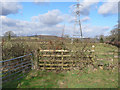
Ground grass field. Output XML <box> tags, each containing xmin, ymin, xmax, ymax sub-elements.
<box><xmin>2</xmin><ymin>38</ymin><xmax>119</xmax><ymax>88</ymax></box>
<box><xmin>3</xmin><ymin>67</ymin><xmax>118</xmax><ymax>88</ymax></box>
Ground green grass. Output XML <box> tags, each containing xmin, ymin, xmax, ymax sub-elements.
<box><xmin>12</xmin><ymin>67</ymin><xmax>118</xmax><ymax>88</ymax></box>
<box><xmin>93</xmin><ymin>43</ymin><xmax>118</xmax><ymax>65</ymax></box>
<box><xmin>17</xmin><ymin>70</ymin><xmax>65</xmax><ymax>88</ymax></box>
<box><xmin>94</xmin><ymin>43</ymin><xmax>117</xmax><ymax>53</ymax></box>
<box><xmin>66</xmin><ymin>68</ymin><xmax>118</xmax><ymax>88</ymax></box>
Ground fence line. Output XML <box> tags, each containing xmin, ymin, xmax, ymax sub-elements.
<box><xmin>1</xmin><ymin>44</ymin><xmax>118</xmax><ymax>84</ymax></box>
<box><xmin>37</xmin><ymin>49</ymin><xmax>95</xmax><ymax>70</ymax></box>
<box><xmin>0</xmin><ymin>54</ymin><xmax>32</xmax><ymax>63</ymax></box>
<box><xmin>1</xmin><ymin>53</ymin><xmax>33</xmax><ymax>84</ymax></box>
<box><xmin>37</xmin><ymin>45</ymin><xmax>118</xmax><ymax>70</ymax></box>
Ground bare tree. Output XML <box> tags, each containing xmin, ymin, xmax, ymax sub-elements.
<box><xmin>109</xmin><ymin>28</ymin><xmax>118</xmax><ymax>42</ymax></box>
<box><xmin>4</xmin><ymin>31</ymin><xmax>16</xmax><ymax>41</ymax></box>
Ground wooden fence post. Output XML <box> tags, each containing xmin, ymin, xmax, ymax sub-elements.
<box><xmin>31</xmin><ymin>52</ymin><xmax>34</xmax><ymax>70</ymax></box>
<box><xmin>62</xmin><ymin>51</ymin><xmax>64</xmax><ymax>69</ymax></box>
<box><xmin>91</xmin><ymin>44</ymin><xmax>95</xmax><ymax>63</ymax></box>
<box><xmin>34</xmin><ymin>49</ymin><xmax>39</xmax><ymax>70</ymax></box>
<box><xmin>113</xmin><ymin>51</ymin><xmax>115</xmax><ymax>65</ymax></box>
<box><xmin>113</xmin><ymin>50</ymin><xmax>117</xmax><ymax>65</ymax></box>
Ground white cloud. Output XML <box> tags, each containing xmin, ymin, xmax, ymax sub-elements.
<box><xmin>68</xmin><ymin>16</ymin><xmax>90</xmax><ymax>23</ymax></box>
<box><xmin>31</xmin><ymin>9</ymin><xmax>64</xmax><ymax>25</ymax></box>
<box><xmin>102</xmin><ymin>26</ymin><xmax>110</xmax><ymax>30</ymax></box>
<box><xmin>81</xmin><ymin>16</ymin><xmax>90</xmax><ymax>22</ymax></box>
<box><xmin>82</xmin><ymin>24</ymin><xmax>110</xmax><ymax>37</ymax></box>
<box><xmin>1</xmin><ymin>9</ymin><xmax>111</xmax><ymax>38</ymax></box>
<box><xmin>0</xmin><ymin>2</ymin><xmax>22</xmax><ymax>15</ymax></box>
<box><xmin>70</xmin><ymin>0</ymin><xmax>119</xmax><ymax>16</ymax></box>
<box><xmin>70</xmin><ymin>0</ymin><xmax>99</xmax><ymax>16</ymax></box>
<box><xmin>62</xmin><ymin>23</ymin><xmax>110</xmax><ymax>38</ymax></box>
<box><xmin>34</xmin><ymin>0</ymin><xmax>49</xmax><ymax>2</ymax></box>
<box><xmin>34</xmin><ymin>0</ymin><xmax>50</xmax><ymax>5</ymax></box>
<box><xmin>98</xmin><ymin>0</ymin><xmax>118</xmax><ymax>16</ymax></box>
<box><xmin>1</xmin><ymin>15</ymin><xmax>64</xmax><ymax>36</ymax></box>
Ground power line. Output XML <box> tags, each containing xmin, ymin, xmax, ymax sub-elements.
<box><xmin>70</xmin><ymin>0</ymin><xmax>83</xmax><ymax>43</ymax></box>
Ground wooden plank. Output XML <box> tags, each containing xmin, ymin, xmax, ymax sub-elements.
<box><xmin>62</xmin><ymin>51</ymin><xmax>63</xmax><ymax>68</ymax></box>
<box><xmin>42</xmin><ymin>55</ymin><xmax>71</xmax><ymax>57</ymax></box>
<box><xmin>39</xmin><ymin>64</ymin><xmax>77</xmax><ymax>66</ymax></box>
<box><xmin>95</xmin><ymin>53</ymin><xmax>114</xmax><ymax>55</ymax></box>
<box><xmin>40</xmin><ymin>55</ymin><xmax>92</xmax><ymax>58</ymax></box>
<box><xmin>39</xmin><ymin>50</ymin><xmax>69</xmax><ymax>52</ymax></box>
<box><xmin>97</xmin><ymin>58</ymin><xmax>114</xmax><ymax>60</ymax></box>
<box><xmin>39</xmin><ymin>67</ymin><xmax>70</xmax><ymax>70</ymax></box>
<box><xmin>39</xmin><ymin>60</ymin><xmax>62</xmax><ymax>62</ymax></box>
<box><xmin>114</xmin><ymin>56</ymin><xmax>118</xmax><ymax>58</ymax></box>
<box><xmin>39</xmin><ymin>60</ymin><xmax>91</xmax><ymax>62</ymax></box>
<box><xmin>39</xmin><ymin>60</ymin><xmax>71</xmax><ymax>62</ymax></box>
<box><xmin>39</xmin><ymin>50</ymin><xmax>94</xmax><ymax>53</ymax></box>
<box><xmin>40</xmin><ymin>67</ymin><xmax>57</xmax><ymax>69</ymax></box>
<box><xmin>63</xmin><ymin>68</ymin><xmax>70</xmax><ymax>70</ymax></box>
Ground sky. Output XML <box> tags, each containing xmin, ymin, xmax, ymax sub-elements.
<box><xmin>0</xmin><ymin>0</ymin><xmax>119</xmax><ymax>38</ymax></box>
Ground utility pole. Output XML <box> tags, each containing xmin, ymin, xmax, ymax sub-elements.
<box><xmin>61</xmin><ymin>24</ymin><xmax>65</xmax><ymax>38</ymax></box>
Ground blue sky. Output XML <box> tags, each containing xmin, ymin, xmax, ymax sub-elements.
<box><xmin>7</xmin><ymin>2</ymin><xmax>77</xmax><ymax>21</ymax></box>
<box><xmin>1</xmin><ymin>1</ymin><xmax>118</xmax><ymax>37</ymax></box>
<box><xmin>7</xmin><ymin>2</ymin><xmax>117</xmax><ymax>27</ymax></box>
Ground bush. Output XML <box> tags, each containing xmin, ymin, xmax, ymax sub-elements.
<box><xmin>100</xmin><ymin>37</ymin><xmax>104</xmax><ymax>43</ymax></box>
<box><xmin>2</xmin><ymin>42</ymin><xmax>32</xmax><ymax>60</ymax></box>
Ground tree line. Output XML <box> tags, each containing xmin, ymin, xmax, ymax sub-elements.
<box><xmin>3</xmin><ymin>26</ymin><xmax>119</xmax><ymax>46</ymax></box>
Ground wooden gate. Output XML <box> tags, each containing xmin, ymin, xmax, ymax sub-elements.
<box><xmin>37</xmin><ymin>49</ymin><xmax>95</xmax><ymax>70</ymax></box>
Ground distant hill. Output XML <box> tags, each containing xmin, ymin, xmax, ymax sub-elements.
<box><xmin>32</xmin><ymin>35</ymin><xmax>62</xmax><ymax>40</ymax></box>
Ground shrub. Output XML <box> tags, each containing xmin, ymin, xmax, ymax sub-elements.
<box><xmin>100</xmin><ymin>37</ymin><xmax>104</xmax><ymax>43</ymax></box>
<box><xmin>2</xmin><ymin>42</ymin><xmax>32</xmax><ymax>60</ymax></box>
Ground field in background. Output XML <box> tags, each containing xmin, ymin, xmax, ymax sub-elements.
<box><xmin>2</xmin><ymin>36</ymin><xmax>119</xmax><ymax>88</ymax></box>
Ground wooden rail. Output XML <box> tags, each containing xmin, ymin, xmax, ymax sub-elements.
<box><xmin>37</xmin><ymin>45</ymin><xmax>118</xmax><ymax>70</ymax></box>
<box><xmin>38</xmin><ymin>49</ymin><xmax>94</xmax><ymax>70</ymax></box>
<box><xmin>39</xmin><ymin>50</ymin><xmax>69</xmax><ymax>52</ymax></box>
